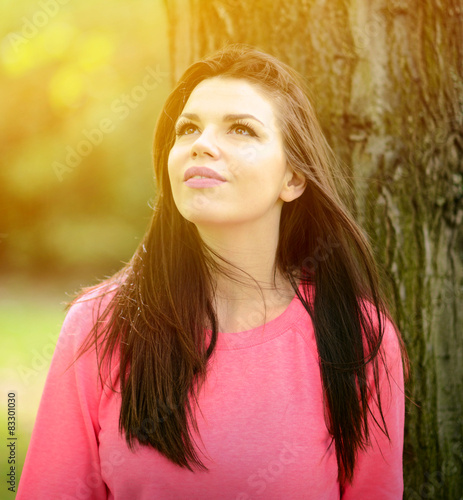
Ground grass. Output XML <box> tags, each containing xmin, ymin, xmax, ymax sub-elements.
<box><xmin>0</xmin><ymin>279</ymin><xmax>72</xmax><ymax>498</ymax></box>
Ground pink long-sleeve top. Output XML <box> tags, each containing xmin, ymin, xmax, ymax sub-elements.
<box><xmin>17</xmin><ymin>284</ymin><xmax>405</xmax><ymax>499</ymax></box>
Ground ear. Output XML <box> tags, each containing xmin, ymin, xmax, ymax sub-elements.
<box><xmin>279</xmin><ymin>167</ymin><xmax>307</xmax><ymax>202</ymax></box>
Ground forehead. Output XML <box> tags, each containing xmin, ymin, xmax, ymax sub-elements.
<box><xmin>183</xmin><ymin>77</ymin><xmax>277</xmax><ymax>122</ymax></box>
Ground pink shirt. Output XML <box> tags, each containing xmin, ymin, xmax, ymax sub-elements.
<box><xmin>17</xmin><ymin>285</ymin><xmax>404</xmax><ymax>499</ymax></box>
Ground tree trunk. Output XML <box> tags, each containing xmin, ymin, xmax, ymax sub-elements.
<box><xmin>164</xmin><ymin>0</ymin><xmax>463</xmax><ymax>497</ymax></box>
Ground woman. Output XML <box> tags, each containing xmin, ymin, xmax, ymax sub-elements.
<box><xmin>18</xmin><ymin>43</ymin><xmax>407</xmax><ymax>499</ymax></box>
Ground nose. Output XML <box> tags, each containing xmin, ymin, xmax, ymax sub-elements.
<box><xmin>190</xmin><ymin>127</ymin><xmax>220</xmax><ymax>159</ymax></box>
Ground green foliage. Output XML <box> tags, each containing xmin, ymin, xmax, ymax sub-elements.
<box><xmin>0</xmin><ymin>285</ymin><xmax>67</xmax><ymax>494</ymax></box>
<box><xmin>1</xmin><ymin>0</ymin><xmax>171</xmax><ymax>278</ymax></box>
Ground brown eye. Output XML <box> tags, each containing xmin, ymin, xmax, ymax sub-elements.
<box><xmin>184</xmin><ymin>125</ymin><xmax>196</xmax><ymax>135</ymax></box>
<box><xmin>175</xmin><ymin>122</ymin><xmax>198</xmax><ymax>136</ymax></box>
<box><xmin>230</xmin><ymin>122</ymin><xmax>257</xmax><ymax>137</ymax></box>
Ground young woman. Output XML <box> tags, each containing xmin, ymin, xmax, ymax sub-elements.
<box><xmin>18</xmin><ymin>43</ymin><xmax>407</xmax><ymax>499</ymax></box>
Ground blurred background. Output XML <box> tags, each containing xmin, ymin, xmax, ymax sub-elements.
<box><xmin>1</xmin><ymin>0</ymin><xmax>171</xmax><ymax>489</ymax></box>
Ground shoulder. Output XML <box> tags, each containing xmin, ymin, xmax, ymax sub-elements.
<box><xmin>56</xmin><ymin>280</ymin><xmax>120</xmax><ymax>360</ymax></box>
<box><xmin>356</xmin><ymin>300</ymin><xmax>406</xmax><ymax>401</ymax></box>
<box><xmin>380</xmin><ymin>315</ymin><xmax>402</xmax><ymax>362</ymax></box>
<box><xmin>359</xmin><ymin>299</ymin><xmax>402</xmax><ymax>355</ymax></box>
<box><xmin>66</xmin><ymin>280</ymin><xmax>120</xmax><ymax>327</ymax></box>
<box><xmin>360</xmin><ymin>303</ymin><xmax>406</xmax><ymax>412</ymax></box>
<box><xmin>48</xmin><ymin>280</ymin><xmax>124</xmax><ymax>397</ymax></box>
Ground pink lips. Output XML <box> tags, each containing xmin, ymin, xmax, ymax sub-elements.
<box><xmin>183</xmin><ymin>166</ymin><xmax>226</xmax><ymax>188</ymax></box>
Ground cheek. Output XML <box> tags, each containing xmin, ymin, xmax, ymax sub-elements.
<box><xmin>241</xmin><ymin>147</ymin><xmax>286</xmax><ymax>182</ymax></box>
<box><xmin>228</xmin><ymin>143</ymin><xmax>274</xmax><ymax>179</ymax></box>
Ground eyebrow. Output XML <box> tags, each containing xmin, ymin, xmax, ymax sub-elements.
<box><xmin>176</xmin><ymin>113</ymin><xmax>265</xmax><ymax>127</ymax></box>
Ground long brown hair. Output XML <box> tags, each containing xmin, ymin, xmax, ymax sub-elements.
<box><xmin>74</xmin><ymin>43</ymin><xmax>407</xmax><ymax>486</ymax></box>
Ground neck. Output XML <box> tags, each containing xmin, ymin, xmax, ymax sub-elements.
<box><xmin>198</xmin><ymin>219</ymin><xmax>282</xmax><ymax>293</ymax></box>
<box><xmin>196</xmin><ymin>217</ymin><xmax>296</xmax><ymax>332</ymax></box>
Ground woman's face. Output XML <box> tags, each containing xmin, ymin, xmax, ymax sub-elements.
<box><xmin>167</xmin><ymin>77</ymin><xmax>296</xmax><ymax>229</ymax></box>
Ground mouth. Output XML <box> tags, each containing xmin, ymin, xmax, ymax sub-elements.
<box><xmin>183</xmin><ymin>166</ymin><xmax>226</xmax><ymax>182</ymax></box>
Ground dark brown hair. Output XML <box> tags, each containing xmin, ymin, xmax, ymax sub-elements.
<box><xmin>74</xmin><ymin>43</ymin><xmax>407</xmax><ymax>487</ymax></box>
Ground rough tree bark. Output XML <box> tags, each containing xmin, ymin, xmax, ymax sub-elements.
<box><xmin>164</xmin><ymin>0</ymin><xmax>463</xmax><ymax>497</ymax></box>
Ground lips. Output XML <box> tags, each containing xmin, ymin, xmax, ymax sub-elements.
<box><xmin>183</xmin><ymin>166</ymin><xmax>226</xmax><ymax>182</ymax></box>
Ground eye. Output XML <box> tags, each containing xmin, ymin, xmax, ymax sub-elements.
<box><xmin>174</xmin><ymin>119</ymin><xmax>258</xmax><ymax>138</ymax></box>
<box><xmin>230</xmin><ymin>121</ymin><xmax>257</xmax><ymax>137</ymax></box>
<box><xmin>175</xmin><ymin>120</ymin><xmax>198</xmax><ymax>137</ymax></box>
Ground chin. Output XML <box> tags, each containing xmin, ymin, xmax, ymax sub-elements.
<box><xmin>184</xmin><ymin>214</ymin><xmax>228</xmax><ymax>227</ymax></box>
<box><xmin>177</xmin><ymin>205</ymin><xmax>222</xmax><ymax>226</ymax></box>
<box><xmin>175</xmin><ymin>195</ymin><xmax>221</xmax><ymax>220</ymax></box>
<box><xmin>180</xmin><ymin>210</ymin><xmax>244</xmax><ymax>230</ymax></box>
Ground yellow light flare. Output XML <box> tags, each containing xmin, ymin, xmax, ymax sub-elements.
<box><xmin>48</xmin><ymin>64</ymin><xmax>85</xmax><ymax>110</ymax></box>
<box><xmin>74</xmin><ymin>32</ymin><xmax>114</xmax><ymax>72</ymax></box>
<box><xmin>40</xmin><ymin>22</ymin><xmax>76</xmax><ymax>59</ymax></box>
<box><xmin>0</xmin><ymin>21</ymin><xmax>76</xmax><ymax>77</ymax></box>
<box><xmin>1</xmin><ymin>34</ymin><xmax>36</xmax><ymax>77</ymax></box>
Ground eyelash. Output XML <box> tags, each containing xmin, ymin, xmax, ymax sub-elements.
<box><xmin>174</xmin><ymin>119</ymin><xmax>258</xmax><ymax>138</ymax></box>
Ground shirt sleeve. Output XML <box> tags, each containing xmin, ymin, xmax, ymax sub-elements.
<box><xmin>17</xmin><ymin>294</ymin><xmax>110</xmax><ymax>500</ymax></box>
<box><xmin>341</xmin><ymin>317</ymin><xmax>405</xmax><ymax>499</ymax></box>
